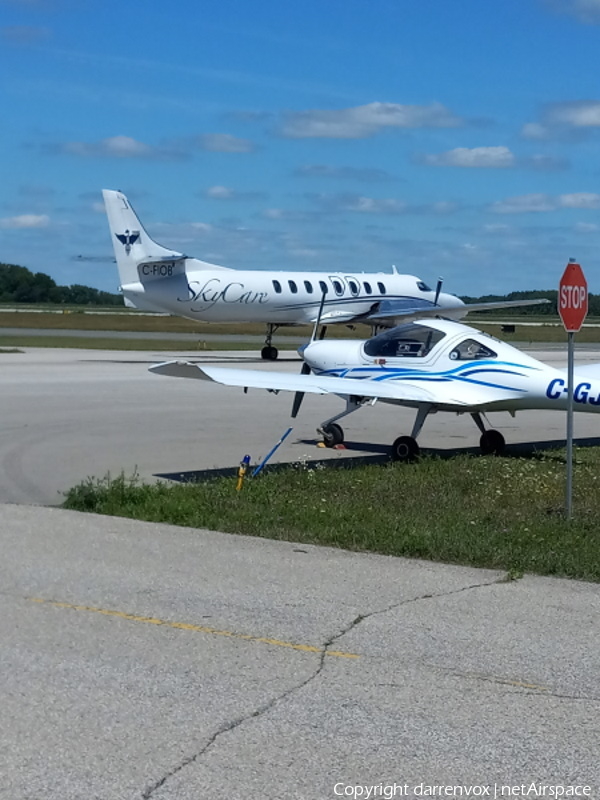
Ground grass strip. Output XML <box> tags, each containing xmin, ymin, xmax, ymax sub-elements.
<box><xmin>63</xmin><ymin>448</ymin><xmax>600</xmax><ymax>582</ymax></box>
<box><xmin>0</xmin><ymin>335</ymin><xmax>295</xmax><ymax>351</ymax></box>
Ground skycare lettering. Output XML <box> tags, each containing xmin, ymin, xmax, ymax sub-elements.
<box><xmin>179</xmin><ymin>277</ymin><xmax>269</xmax><ymax>311</ymax></box>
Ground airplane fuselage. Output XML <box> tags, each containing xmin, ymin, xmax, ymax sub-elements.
<box><xmin>121</xmin><ymin>257</ymin><xmax>462</xmax><ymax>326</ymax></box>
<box><xmin>301</xmin><ymin>319</ymin><xmax>600</xmax><ymax>415</ymax></box>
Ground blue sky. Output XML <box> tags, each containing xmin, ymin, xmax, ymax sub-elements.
<box><xmin>1</xmin><ymin>0</ymin><xmax>600</xmax><ymax>296</ymax></box>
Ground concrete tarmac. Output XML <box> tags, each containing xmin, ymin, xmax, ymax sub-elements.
<box><xmin>2</xmin><ymin>346</ymin><xmax>600</xmax><ymax>505</ymax></box>
<box><xmin>1</xmin><ymin>504</ymin><xmax>598</xmax><ymax>799</ymax></box>
<box><xmin>1</xmin><ymin>346</ymin><xmax>600</xmax><ymax>798</ymax></box>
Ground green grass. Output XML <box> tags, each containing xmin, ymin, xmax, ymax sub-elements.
<box><xmin>63</xmin><ymin>448</ymin><xmax>600</xmax><ymax>582</ymax></box>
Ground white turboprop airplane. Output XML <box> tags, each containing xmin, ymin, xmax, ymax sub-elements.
<box><xmin>150</xmin><ymin>317</ymin><xmax>600</xmax><ymax>461</ymax></box>
<box><xmin>103</xmin><ymin>189</ymin><xmax>547</xmax><ymax>359</ymax></box>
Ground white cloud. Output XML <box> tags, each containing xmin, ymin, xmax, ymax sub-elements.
<box><xmin>575</xmin><ymin>222</ymin><xmax>600</xmax><ymax>232</ymax></box>
<box><xmin>522</xmin><ymin>100</ymin><xmax>600</xmax><ymax>140</ymax></box>
<box><xmin>545</xmin><ymin>100</ymin><xmax>600</xmax><ymax>127</ymax></box>
<box><xmin>560</xmin><ymin>192</ymin><xmax>600</xmax><ymax>208</ymax></box>
<box><xmin>294</xmin><ymin>164</ymin><xmax>394</xmax><ymax>181</ymax></box>
<box><xmin>311</xmin><ymin>193</ymin><xmax>460</xmax><ymax>217</ymax></box>
<box><xmin>195</xmin><ymin>133</ymin><xmax>256</xmax><ymax>153</ymax></box>
<box><xmin>280</xmin><ymin>101</ymin><xmax>463</xmax><ymax>139</ymax></box>
<box><xmin>206</xmin><ymin>185</ymin><xmax>234</xmax><ymax>199</ymax></box>
<box><xmin>420</xmin><ymin>146</ymin><xmax>567</xmax><ymax>171</ymax></box>
<box><xmin>315</xmin><ymin>193</ymin><xmax>408</xmax><ymax>214</ymax></box>
<box><xmin>421</xmin><ymin>146</ymin><xmax>516</xmax><ymax>168</ymax></box>
<box><xmin>205</xmin><ymin>185</ymin><xmax>267</xmax><ymax>202</ymax></box>
<box><xmin>520</xmin><ymin>122</ymin><xmax>551</xmax><ymax>140</ymax></box>
<box><xmin>489</xmin><ymin>192</ymin><xmax>600</xmax><ymax>213</ymax></box>
<box><xmin>1</xmin><ymin>25</ymin><xmax>50</xmax><ymax>44</ymax></box>
<box><xmin>0</xmin><ymin>214</ymin><xmax>50</xmax><ymax>229</ymax></box>
<box><xmin>57</xmin><ymin>135</ymin><xmax>185</xmax><ymax>160</ymax></box>
<box><xmin>546</xmin><ymin>0</ymin><xmax>600</xmax><ymax>23</ymax></box>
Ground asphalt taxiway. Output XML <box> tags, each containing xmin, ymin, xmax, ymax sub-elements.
<box><xmin>2</xmin><ymin>345</ymin><xmax>600</xmax><ymax>505</ymax></box>
<box><xmin>1</xmin><ymin>346</ymin><xmax>599</xmax><ymax>798</ymax></box>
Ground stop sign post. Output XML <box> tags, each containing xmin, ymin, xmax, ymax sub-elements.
<box><xmin>559</xmin><ymin>260</ymin><xmax>588</xmax><ymax>519</ymax></box>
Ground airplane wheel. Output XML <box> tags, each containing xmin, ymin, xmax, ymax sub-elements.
<box><xmin>261</xmin><ymin>345</ymin><xmax>279</xmax><ymax>361</ymax></box>
<box><xmin>480</xmin><ymin>429</ymin><xmax>505</xmax><ymax>456</ymax></box>
<box><xmin>322</xmin><ymin>423</ymin><xmax>344</xmax><ymax>447</ymax></box>
<box><xmin>391</xmin><ymin>436</ymin><xmax>420</xmax><ymax>462</ymax></box>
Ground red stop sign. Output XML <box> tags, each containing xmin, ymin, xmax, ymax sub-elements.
<box><xmin>559</xmin><ymin>261</ymin><xmax>588</xmax><ymax>332</ymax></box>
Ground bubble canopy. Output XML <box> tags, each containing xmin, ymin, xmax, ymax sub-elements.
<box><xmin>363</xmin><ymin>323</ymin><xmax>446</xmax><ymax>359</ymax></box>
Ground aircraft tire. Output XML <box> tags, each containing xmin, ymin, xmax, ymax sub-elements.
<box><xmin>480</xmin><ymin>429</ymin><xmax>505</xmax><ymax>456</ymax></box>
<box><xmin>322</xmin><ymin>423</ymin><xmax>344</xmax><ymax>447</ymax></box>
<box><xmin>391</xmin><ymin>436</ymin><xmax>420</xmax><ymax>462</ymax></box>
<box><xmin>261</xmin><ymin>345</ymin><xmax>279</xmax><ymax>361</ymax></box>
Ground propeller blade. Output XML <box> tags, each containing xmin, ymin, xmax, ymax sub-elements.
<box><xmin>310</xmin><ymin>290</ymin><xmax>328</xmax><ymax>343</ymax></box>
<box><xmin>291</xmin><ymin>362</ymin><xmax>311</xmax><ymax>418</ymax></box>
<box><xmin>434</xmin><ymin>277</ymin><xmax>444</xmax><ymax>306</ymax></box>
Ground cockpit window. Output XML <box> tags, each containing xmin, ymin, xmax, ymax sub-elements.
<box><xmin>449</xmin><ymin>338</ymin><xmax>497</xmax><ymax>361</ymax></box>
<box><xmin>364</xmin><ymin>323</ymin><xmax>446</xmax><ymax>359</ymax></box>
<box><xmin>417</xmin><ymin>280</ymin><xmax>432</xmax><ymax>292</ymax></box>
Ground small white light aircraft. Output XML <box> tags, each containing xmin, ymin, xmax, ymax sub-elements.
<box><xmin>103</xmin><ymin>189</ymin><xmax>547</xmax><ymax>359</ymax></box>
<box><xmin>150</xmin><ymin>317</ymin><xmax>600</xmax><ymax>461</ymax></box>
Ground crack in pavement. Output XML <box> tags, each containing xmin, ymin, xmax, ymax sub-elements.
<box><xmin>320</xmin><ymin>573</ymin><xmax>507</xmax><ymax>656</ymax></box>
<box><xmin>140</xmin><ymin>575</ymin><xmax>503</xmax><ymax>797</ymax></box>
<box><xmin>140</xmin><ymin>629</ymin><xmax>339</xmax><ymax>799</ymax></box>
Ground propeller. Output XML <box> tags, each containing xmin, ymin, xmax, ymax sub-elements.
<box><xmin>433</xmin><ymin>276</ymin><xmax>444</xmax><ymax>306</ymax></box>
<box><xmin>291</xmin><ymin>290</ymin><xmax>327</xmax><ymax>418</ymax></box>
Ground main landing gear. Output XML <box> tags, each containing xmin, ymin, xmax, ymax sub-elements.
<box><xmin>261</xmin><ymin>323</ymin><xmax>279</xmax><ymax>361</ymax></box>
<box><xmin>316</xmin><ymin>405</ymin><xmax>507</xmax><ymax>462</ymax></box>
<box><xmin>471</xmin><ymin>412</ymin><xmax>506</xmax><ymax>455</ymax></box>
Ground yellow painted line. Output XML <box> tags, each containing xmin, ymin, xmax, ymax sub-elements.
<box><xmin>28</xmin><ymin>597</ymin><xmax>359</xmax><ymax>660</ymax></box>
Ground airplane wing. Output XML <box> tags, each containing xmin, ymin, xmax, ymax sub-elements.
<box><xmin>150</xmin><ymin>361</ymin><xmax>521</xmax><ymax>409</ymax></box>
<box><xmin>362</xmin><ymin>297</ymin><xmax>550</xmax><ymax>325</ymax></box>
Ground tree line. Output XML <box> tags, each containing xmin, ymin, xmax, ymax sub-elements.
<box><xmin>0</xmin><ymin>263</ymin><xmax>122</xmax><ymax>306</ymax></box>
<box><xmin>2</xmin><ymin>261</ymin><xmax>599</xmax><ymax>315</ymax></box>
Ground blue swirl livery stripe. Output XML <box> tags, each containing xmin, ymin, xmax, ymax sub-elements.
<box><xmin>320</xmin><ymin>360</ymin><xmax>538</xmax><ymax>394</ymax></box>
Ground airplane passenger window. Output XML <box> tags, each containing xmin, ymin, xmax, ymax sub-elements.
<box><xmin>348</xmin><ymin>280</ymin><xmax>359</xmax><ymax>296</ymax></box>
<box><xmin>332</xmin><ymin>280</ymin><xmax>344</xmax><ymax>296</ymax></box>
<box><xmin>289</xmin><ymin>280</ymin><xmax>298</xmax><ymax>293</ymax></box>
<box><xmin>319</xmin><ymin>281</ymin><xmax>328</xmax><ymax>295</ymax></box>
<box><xmin>377</xmin><ymin>282</ymin><xmax>387</xmax><ymax>294</ymax></box>
<box><xmin>449</xmin><ymin>339</ymin><xmax>497</xmax><ymax>361</ymax></box>
<box><xmin>304</xmin><ymin>280</ymin><xmax>313</xmax><ymax>293</ymax></box>
<box><xmin>272</xmin><ymin>280</ymin><xmax>282</xmax><ymax>293</ymax></box>
<box><xmin>364</xmin><ymin>282</ymin><xmax>372</xmax><ymax>295</ymax></box>
<box><xmin>364</xmin><ymin>323</ymin><xmax>445</xmax><ymax>358</ymax></box>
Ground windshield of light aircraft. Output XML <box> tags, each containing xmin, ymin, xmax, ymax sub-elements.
<box><xmin>364</xmin><ymin>324</ymin><xmax>446</xmax><ymax>358</ymax></box>
<box><xmin>449</xmin><ymin>338</ymin><xmax>497</xmax><ymax>361</ymax></box>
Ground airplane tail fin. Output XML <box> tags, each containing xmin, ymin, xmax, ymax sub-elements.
<box><xmin>102</xmin><ymin>189</ymin><xmax>184</xmax><ymax>288</ymax></box>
